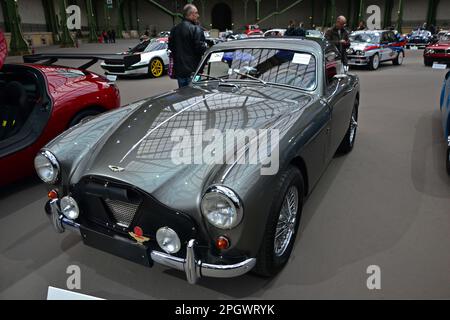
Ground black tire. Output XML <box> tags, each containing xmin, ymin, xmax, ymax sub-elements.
<box><xmin>369</xmin><ymin>54</ymin><xmax>380</xmax><ymax>70</ymax></box>
<box><xmin>393</xmin><ymin>51</ymin><xmax>404</xmax><ymax>65</ymax></box>
<box><xmin>68</xmin><ymin>109</ymin><xmax>102</xmax><ymax>128</ymax></box>
<box><xmin>424</xmin><ymin>57</ymin><xmax>433</xmax><ymax>67</ymax></box>
<box><xmin>253</xmin><ymin>166</ymin><xmax>304</xmax><ymax>277</ymax></box>
<box><xmin>446</xmin><ymin>147</ymin><xmax>450</xmax><ymax>175</ymax></box>
<box><xmin>337</xmin><ymin>99</ymin><xmax>359</xmax><ymax>154</ymax></box>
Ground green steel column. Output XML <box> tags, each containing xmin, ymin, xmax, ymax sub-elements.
<box><xmin>42</xmin><ymin>0</ymin><xmax>60</xmax><ymax>43</ymax></box>
<box><xmin>135</xmin><ymin>0</ymin><xmax>140</xmax><ymax>32</ymax></box>
<box><xmin>329</xmin><ymin>0</ymin><xmax>336</xmax><ymax>27</ymax></box>
<box><xmin>104</xmin><ymin>0</ymin><xmax>111</xmax><ymax>30</ymax></box>
<box><xmin>383</xmin><ymin>0</ymin><xmax>394</xmax><ymax>28</ymax></box>
<box><xmin>322</xmin><ymin>0</ymin><xmax>328</xmax><ymax>27</ymax></box>
<box><xmin>243</xmin><ymin>0</ymin><xmax>249</xmax><ymax>22</ymax></box>
<box><xmin>347</xmin><ymin>0</ymin><xmax>352</xmax><ymax>27</ymax></box>
<box><xmin>4</xmin><ymin>0</ymin><xmax>30</xmax><ymax>55</ymax></box>
<box><xmin>427</xmin><ymin>0</ymin><xmax>440</xmax><ymax>27</ymax></box>
<box><xmin>358</xmin><ymin>0</ymin><xmax>364</xmax><ymax>24</ymax></box>
<box><xmin>1</xmin><ymin>1</ymin><xmax>11</xmax><ymax>32</ymax></box>
<box><xmin>58</xmin><ymin>0</ymin><xmax>75</xmax><ymax>47</ymax></box>
<box><xmin>128</xmin><ymin>0</ymin><xmax>134</xmax><ymax>30</ymax></box>
<box><xmin>396</xmin><ymin>0</ymin><xmax>404</xmax><ymax>33</ymax></box>
<box><xmin>116</xmin><ymin>0</ymin><xmax>125</xmax><ymax>38</ymax></box>
<box><xmin>256</xmin><ymin>0</ymin><xmax>261</xmax><ymax>22</ymax></box>
<box><xmin>85</xmin><ymin>0</ymin><xmax>98</xmax><ymax>42</ymax></box>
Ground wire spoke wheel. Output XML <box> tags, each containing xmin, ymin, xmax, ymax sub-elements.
<box><xmin>274</xmin><ymin>186</ymin><xmax>299</xmax><ymax>257</ymax></box>
<box><xmin>349</xmin><ymin>108</ymin><xmax>358</xmax><ymax>146</ymax></box>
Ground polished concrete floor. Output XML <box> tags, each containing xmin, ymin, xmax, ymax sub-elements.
<box><xmin>1</xmin><ymin>41</ymin><xmax>449</xmax><ymax>299</ymax></box>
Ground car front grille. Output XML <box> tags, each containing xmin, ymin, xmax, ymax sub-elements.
<box><xmin>104</xmin><ymin>199</ymin><xmax>141</xmax><ymax>228</ymax></box>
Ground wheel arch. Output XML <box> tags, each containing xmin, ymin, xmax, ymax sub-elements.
<box><xmin>67</xmin><ymin>105</ymin><xmax>108</xmax><ymax>128</ymax></box>
<box><xmin>290</xmin><ymin>157</ymin><xmax>309</xmax><ymax>197</ymax></box>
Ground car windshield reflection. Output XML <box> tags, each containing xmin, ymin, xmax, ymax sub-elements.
<box><xmin>194</xmin><ymin>48</ymin><xmax>317</xmax><ymax>91</ymax></box>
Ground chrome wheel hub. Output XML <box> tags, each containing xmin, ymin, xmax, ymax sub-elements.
<box><xmin>349</xmin><ymin>109</ymin><xmax>358</xmax><ymax>145</ymax></box>
<box><xmin>274</xmin><ymin>186</ymin><xmax>299</xmax><ymax>257</ymax></box>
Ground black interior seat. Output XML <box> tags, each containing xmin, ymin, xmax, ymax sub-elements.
<box><xmin>0</xmin><ymin>81</ymin><xmax>27</xmax><ymax>141</ymax></box>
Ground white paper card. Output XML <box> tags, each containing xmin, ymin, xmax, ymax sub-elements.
<box><xmin>209</xmin><ymin>52</ymin><xmax>224</xmax><ymax>63</ymax></box>
<box><xmin>292</xmin><ymin>53</ymin><xmax>311</xmax><ymax>65</ymax></box>
<box><xmin>432</xmin><ymin>63</ymin><xmax>448</xmax><ymax>70</ymax></box>
<box><xmin>47</xmin><ymin>286</ymin><xmax>104</xmax><ymax>300</ymax></box>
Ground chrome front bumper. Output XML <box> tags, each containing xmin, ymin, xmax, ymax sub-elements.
<box><xmin>45</xmin><ymin>200</ymin><xmax>256</xmax><ymax>285</ymax></box>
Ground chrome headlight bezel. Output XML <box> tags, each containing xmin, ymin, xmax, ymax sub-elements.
<box><xmin>34</xmin><ymin>150</ymin><xmax>60</xmax><ymax>184</ymax></box>
<box><xmin>201</xmin><ymin>186</ymin><xmax>244</xmax><ymax>230</ymax></box>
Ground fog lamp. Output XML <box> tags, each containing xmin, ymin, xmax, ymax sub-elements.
<box><xmin>156</xmin><ymin>227</ymin><xmax>181</xmax><ymax>254</ymax></box>
<box><xmin>60</xmin><ymin>196</ymin><xmax>79</xmax><ymax>220</ymax></box>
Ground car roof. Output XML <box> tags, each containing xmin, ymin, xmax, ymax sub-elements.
<box><xmin>211</xmin><ymin>37</ymin><xmax>325</xmax><ymax>54</ymax></box>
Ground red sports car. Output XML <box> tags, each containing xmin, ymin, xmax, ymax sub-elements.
<box><xmin>0</xmin><ymin>53</ymin><xmax>126</xmax><ymax>186</ymax></box>
<box><xmin>424</xmin><ymin>32</ymin><xmax>450</xmax><ymax>66</ymax></box>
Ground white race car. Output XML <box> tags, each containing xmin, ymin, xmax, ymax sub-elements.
<box><xmin>101</xmin><ymin>38</ymin><xmax>169</xmax><ymax>78</ymax></box>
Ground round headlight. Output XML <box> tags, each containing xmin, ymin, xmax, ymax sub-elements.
<box><xmin>156</xmin><ymin>227</ymin><xmax>181</xmax><ymax>254</ymax></box>
<box><xmin>201</xmin><ymin>186</ymin><xmax>243</xmax><ymax>230</ymax></box>
<box><xmin>60</xmin><ymin>196</ymin><xmax>80</xmax><ymax>220</ymax></box>
<box><xmin>34</xmin><ymin>150</ymin><xmax>60</xmax><ymax>184</ymax></box>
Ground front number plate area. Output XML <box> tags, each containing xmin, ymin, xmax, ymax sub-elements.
<box><xmin>80</xmin><ymin>226</ymin><xmax>153</xmax><ymax>267</ymax></box>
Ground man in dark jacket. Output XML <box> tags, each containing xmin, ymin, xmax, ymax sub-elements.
<box><xmin>325</xmin><ymin>16</ymin><xmax>351</xmax><ymax>65</ymax></box>
<box><xmin>168</xmin><ymin>4</ymin><xmax>207</xmax><ymax>88</ymax></box>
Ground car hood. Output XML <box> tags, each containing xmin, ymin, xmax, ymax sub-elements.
<box><xmin>428</xmin><ymin>43</ymin><xmax>450</xmax><ymax>49</ymax></box>
<box><xmin>68</xmin><ymin>85</ymin><xmax>312</xmax><ymax>209</ymax></box>
<box><xmin>350</xmin><ymin>42</ymin><xmax>374</xmax><ymax>51</ymax></box>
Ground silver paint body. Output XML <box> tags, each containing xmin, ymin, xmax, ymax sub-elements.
<box><xmin>44</xmin><ymin>38</ymin><xmax>360</xmax><ymax>258</ymax></box>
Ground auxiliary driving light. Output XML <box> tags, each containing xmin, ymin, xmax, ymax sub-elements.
<box><xmin>156</xmin><ymin>227</ymin><xmax>181</xmax><ymax>254</ymax></box>
<box><xmin>60</xmin><ymin>196</ymin><xmax>80</xmax><ymax>220</ymax></box>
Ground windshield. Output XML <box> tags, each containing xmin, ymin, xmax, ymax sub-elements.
<box><xmin>440</xmin><ymin>34</ymin><xmax>450</xmax><ymax>43</ymax></box>
<box><xmin>411</xmin><ymin>30</ymin><xmax>431</xmax><ymax>37</ymax></box>
<box><xmin>349</xmin><ymin>33</ymin><xmax>380</xmax><ymax>43</ymax></box>
<box><xmin>144</xmin><ymin>41</ymin><xmax>167</xmax><ymax>52</ymax></box>
<box><xmin>129</xmin><ymin>40</ymin><xmax>166</xmax><ymax>53</ymax></box>
<box><xmin>194</xmin><ymin>48</ymin><xmax>317</xmax><ymax>91</ymax></box>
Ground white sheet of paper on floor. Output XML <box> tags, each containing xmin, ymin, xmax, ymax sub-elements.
<box><xmin>432</xmin><ymin>63</ymin><xmax>447</xmax><ymax>70</ymax></box>
<box><xmin>209</xmin><ymin>52</ymin><xmax>224</xmax><ymax>63</ymax></box>
<box><xmin>47</xmin><ymin>286</ymin><xmax>104</xmax><ymax>300</ymax></box>
<box><xmin>292</xmin><ymin>53</ymin><xmax>311</xmax><ymax>65</ymax></box>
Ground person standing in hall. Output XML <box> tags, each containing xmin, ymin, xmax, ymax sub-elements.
<box><xmin>168</xmin><ymin>4</ymin><xmax>207</xmax><ymax>88</ymax></box>
<box><xmin>325</xmin><ymin>16</ymin><xmax>351</xmax><ymax>66</ymax></box>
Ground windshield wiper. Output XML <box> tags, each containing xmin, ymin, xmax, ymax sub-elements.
<box><xmin>232</xmin><ymin>69</ymin><xmax>267</xmax><ymax>86</ymax></box>
<box><xmin>196</xmin><ymin>73</ymin><xmax>225</xmax><ymax>83</ymax></box>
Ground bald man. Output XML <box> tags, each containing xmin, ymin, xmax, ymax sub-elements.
<box><xmin>168</xmin><ymin>4</ymin><xmax>207</xmax><ymax>88</ymax></box>
<box><xmin>325</xmin><ymin>16</ymin><xmax>350</xmax><ymax>65</ymax></box>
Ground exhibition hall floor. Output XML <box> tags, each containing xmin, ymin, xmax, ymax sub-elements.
<box><xmin>1</xmin><ymin>42</ymin><xmax>449</xmax><ymax>299</ymax></box>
